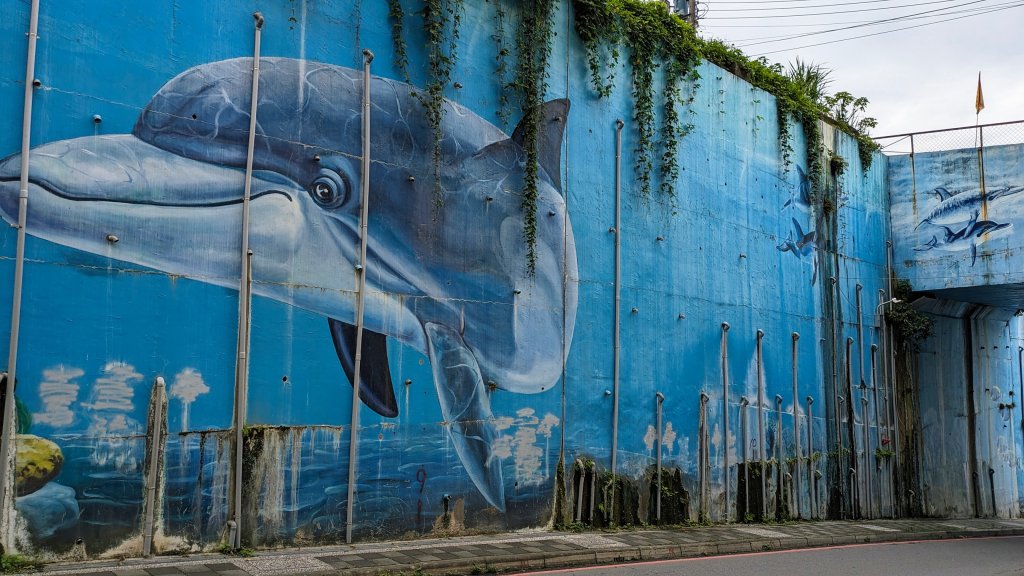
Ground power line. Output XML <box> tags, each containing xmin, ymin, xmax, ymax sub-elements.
<box><xmin>709</xmin><ymin>0</ymin><xmax>961</xmax><ymax>12</ymax></box>
<box><xmin>717</xmin><ymin>1</ymin><xmax>1019</xmax><ymax>41</ymax></box>
<box><xmin>737</xmin><ymin>0</ymin><xmax>991</xmax><ymax>46</ymax></box>
<box><xmin>751</xmin><ymin>1</ymin><xmax>1024</xmax><ymax>55</ymax></box>
<box><xmin>704</xmin><ymin>0</ymin><xmax>990</xmax><ymax>18</ymax></box>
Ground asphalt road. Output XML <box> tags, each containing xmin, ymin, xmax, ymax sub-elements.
<box><xmin>509</xmin><ymin>536</ymin><xmax>1024</xmax><ymax>576</ymax></box>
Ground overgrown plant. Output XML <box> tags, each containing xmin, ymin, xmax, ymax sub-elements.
<box><xmin>387</xmin><ymin>0</ymin><xmax>410</xmax><ymax>82</ymax></box>
<box><xmin>572</xmin><ymin>0</ymin><xmax>700</xmax><ymax>199</ymax></box>
<box><xmin>513</xmin><ymin>0</ymin><xmax>557</xmax><ymax>274</ymax></box>
<box><xmin>420</xmin><ymin>0</ymin><xmax>464</xmax><ymax>208</ymax></box>
<box><xmin>886</xmin><ymin>278</ymin><xmax>934</xmax><ymax>350</ymax></box>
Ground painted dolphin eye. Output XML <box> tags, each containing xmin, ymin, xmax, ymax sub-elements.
<box><xmin>309</xmin><ymin>170</ymin><xmax>349</xmax><ymax>208</ymax></box>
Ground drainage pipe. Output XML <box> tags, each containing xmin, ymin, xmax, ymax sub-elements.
<box><xmin>886</xmin><ymin>239</ymin><xmax>899</xmax><ymax>515</ymax></box>
<box><xmin>575</xmin><ymin>470</ymin><xmax>585</xmax><ymax>523</ymax></box>
<box><xmin>849</xmin><ymin>468</ymin><xmax>858</xmax><ymax>518</ymax></box>
<box><xmin>775</xmin><ymin>394</ymin><xmax>783</xmax><ymax>519</ymax></box>
<box><xmin>791</xmin><ymin>332</ymin><xmax>801</xmax><ymax>519</ymax></box>
<box><xmin>879</xmin><ymin>289</ymin><xmax>896</xmax><ymax>518</ymax></box>
<box><xmin>344</xmin><ymin>48</ymin><xmax>375</xmax><ymax>545</ymax></box>
<box><xmin>0</xmin><ymin>0</ymin><xmax>42</xmax><ymax>543</ymax></box>
<box><xmin>656</xmin><ymin>391</ymin><xmax>665</xmax><ymax>523</ymax></box>
<box><xmin>740</xmin><ymin>396</ymin><xmax>750</xmax><ymax>518</ymax></box>
<box><xmin>861</xmin><ymin>396</ymin><xmax>871</xmax><ymax>518</ymax></box>
<box><xmin>143</xmin><ymin>377</ymin><xmax>166</xmax><ymax>557</ymax></box>
<box><xmin>1018</xmin><ymin>347</ymin><xmax>1023</xmax><ymax>439</ymax></box>
<box><xmin>230</xmin><ymin>12</ymin><xmax>264</xmax><ymax>549</ymax></box>
<box><xmin>721</xmin><ymin>322</ymin><xmax>731</xmax><ymax>521</ymax></box>
<box><xmin>610</xmin><ymin>119</ymin><xmax>624</xmax><ymax>519</ymax></box>
<box><xmin>870</xmin><ymin>343</ymin><xmax>884</xmax><ymax>516</ymax></box>
<box><xmin>699</xmin><ymin>392</ymin><xmax>710</xmax><ymax>522</ymax></box>
<box><xmin>756</xmin><ymin>329</ymin><xmax>766</xmax><ymax>520</ymax></box>
<box><xmin>856</xmin><ymin>284</ymin><xmax>865</xmax><ymax>389</ymax></box>
<box><xmin>806</xmin><ymin>396</ymin><xmax>815</xmax><ymax>518</ymax></box>
<box><xmin>845</xmin><ymin>336</ymin><xmax>857</xmax><ymax>517</ymax></box>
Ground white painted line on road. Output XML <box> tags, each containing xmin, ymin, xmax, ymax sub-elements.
<box><xmin>735</xmin><ymin>527</ymin><xmax>788</xmax><ymax>538</ymax></box>
<box><xmin>857</xmin><ymin>524</ymin><xmax>900</xmax><ymax>532</ymax></box>
<box><xmin>999</xmin><ymin>520</ymin><xmax>1024</xmax><ymax>528</ymax></box>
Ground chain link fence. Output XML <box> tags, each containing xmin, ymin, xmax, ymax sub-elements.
<box><xmin>874</xmin><ymin>120</ymin><xmax>1024</xmax><ymax>156</ymax></box>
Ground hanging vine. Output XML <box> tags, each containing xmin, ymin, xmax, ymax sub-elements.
<box><xmin>419</xmin><ymin>0</ymin><xmax>463</xmax><ymax>208</ymax></box>
<box><xmin>493</xmin><ymin>1</ymin><xmax>512</xmax><ymax>129</ymax></box>
<box><xmin>572</xmin><ymin>0</ymin><xmax>618</xmax><ymax>98</ymax></box>
<box><xmin>514</xmin><ymin>0</ymin><xmax>557</xmax><ymax>274</ymax></box>
<box><xmin>387</xmin><ymin>0</ymin><xmax>410</xmax><ymax>83</ymax></box>
<box><xmin>572</xmin><ymin>0</ymin><xmax>700</xmax><ymax>199</ymax></box>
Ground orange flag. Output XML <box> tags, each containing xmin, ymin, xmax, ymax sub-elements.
<box><xmin>975</xmin><ymin>72</ymin><xmax>985</xmax><ymax>114</ymax></box>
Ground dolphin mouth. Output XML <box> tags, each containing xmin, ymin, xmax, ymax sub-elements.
<box><xmin>0</xmin><ymin>134</ymin><xmax>296</xmax><ymax>214</ymax></box>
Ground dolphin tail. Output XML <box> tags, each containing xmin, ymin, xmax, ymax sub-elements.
<box><xmin>424</xmin><ymin>322</ymin><xmax>506</xmax><ymax>511</ymax></box>
<box><xmin>329</xmin><ymin>319</ymin><xmax>398</xmax><ymax>418</ymax></box>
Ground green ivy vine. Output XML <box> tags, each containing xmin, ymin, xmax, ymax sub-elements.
<box><xmin>387</xmin><ymin>0</ymin><xmax>410</xmax><ymax>83</ymax></box>
<box><xmin>513</xmin><ymin>0</ymin><xmax>558</xmax><ymax>274</ymax></box>
<box><xmin>886</xmin><ymin>278</ymin><xmax>934</xmax><ymax>351</ymax></box>
<box><xmin>572</xmin><ymin>0</ymin><xmax>700</xmax><ymax>199</ymax></box>
<box><xmin>420</xmin><ymin>0</ymin><xmax>463</xmax><ymax>208</ymax></box>
<box><xmin>493</xmin><ymin>1</ymin><xmax>512</xmax><ymax>129</ymax></box>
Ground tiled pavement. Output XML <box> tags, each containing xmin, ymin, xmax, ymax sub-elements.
<box><xmin>20</xmin><ymin>518</ymin><xmax>1024</xmax><ymax>576</ymax></box>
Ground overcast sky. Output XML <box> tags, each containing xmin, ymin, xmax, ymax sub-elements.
<box><xmin>696</xmin><ymin>0</ymin><xmax>1024</xmax><ymax>139</ymax></box>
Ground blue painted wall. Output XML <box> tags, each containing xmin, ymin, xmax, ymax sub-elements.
<box><xmin>888</xmin><ymin>137</ymin><xmax>1024</xmax><ymax>519</ymax></box>
<box><xmin>0</xmin><ymin>0</ymin><xmax>892</xmax><ymax>555</ymax></box>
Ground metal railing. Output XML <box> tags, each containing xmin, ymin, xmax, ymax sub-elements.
<box><xmin>874</xmin><ymin>119</ymin><xmax>1024</xmax><ymax>156</ymax></box>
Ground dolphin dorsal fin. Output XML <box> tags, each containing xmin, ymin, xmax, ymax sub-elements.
<box><xmin>511</xmin><ymin>99</ymin><xmax>570</xmax><ymax>192</ymax></box>
<box><xmin>933</xmin><ymin>187</ymin><xmax>951</xmax><ymax>201</ymax></box>
<box><xmin>328</xmin><ymin>318</ymin><xmax>398</xmax><ymax>418</ymax></box>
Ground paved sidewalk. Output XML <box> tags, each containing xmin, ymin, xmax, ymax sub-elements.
<box><xmin>20</xmin><ymin>517</ymin><xmax>1024</xmax><ymax>576</ymax></box>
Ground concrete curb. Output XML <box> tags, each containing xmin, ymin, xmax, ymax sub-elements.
<box><xmin>21</xmin><ymin>521</ymin><xmax>1024</xmax><ymax>576</ymax></box>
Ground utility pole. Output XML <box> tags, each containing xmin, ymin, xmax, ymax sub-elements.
<box><xmin>666</xmin><ymin>0</ymin><xmax>699</xmax><ymax>27</ymax></box>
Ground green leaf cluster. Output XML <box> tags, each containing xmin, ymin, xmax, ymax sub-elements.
<box><xmin>886</xmin><ymin>278</ymin><xmax>934</xmax><ymax>349</ymax></box>
<box><xmin>571</xmin><ymin>0</ymin><xmax>879</xmax><ymax>204</ymax></box>
<box><xmin>573</xmin><ymin>0</ymin><xmax>700</xmax><ymax>199</ymax></box>
<box><xmin>512</xmin><ymin>0</ymin><xmax>558</xmax><ymax>274</ymax></box>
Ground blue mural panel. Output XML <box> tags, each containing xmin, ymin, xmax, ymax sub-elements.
<box><xmin>890</xmin><ymin>143</ymin><xmax>1024</xmax><ymax>292</ymax></box>
<box><xmin>0</xmin><ymin>0</ymin><xmax>891</xmax><ymax>555</ymax></box>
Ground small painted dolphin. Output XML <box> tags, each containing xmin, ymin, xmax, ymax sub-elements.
<box><xmin>0</xmin><ymin>58</ymin><xmax>578</xmax><ymax>512</ymax></box>
<box><xmin>914</xmin><ymin>209</ymin><xmax>1011</xmax><ymax>266</ymax></box>
<box><xmin>782</xmin><ymin>165</ymin><xmax>812</xmax><ymax>211</ymax></box>
<box><xmin>915</xmin><ymin>185</ymin><xmax>1024</xmax><ymax>230</ymax></box>
<box><xmin>777</xmin><ymin>217</ymin><xmax>818</xmax><ymax>284</ymax></box>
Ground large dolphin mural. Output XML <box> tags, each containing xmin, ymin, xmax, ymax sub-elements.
<box><xmin>0</xmin><ymin>58</ymin><xmax>578</xmax><ymax>512</ymax></box>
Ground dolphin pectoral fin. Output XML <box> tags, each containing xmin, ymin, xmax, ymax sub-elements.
<box><xmin>423</xmin><ymin>322</ymin><xmax>505</xmax><ymax>511</ymax></box>
<box><xmin>970</xmin><ymin>242</ymin><xmax>978</xmax><ymax>266</ymax></box>
<box><xmin>511</xmin><ymin>99</ymin><xmax>570</xmax><ymax>192</ymax></box>
<box><xmin>328</xmin><ymin>318</ymin><xmax>398</xmax><ymax>418</ymax></box>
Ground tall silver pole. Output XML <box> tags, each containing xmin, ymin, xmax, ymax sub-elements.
<box><xmin>721</xmin><ymin>322</ymin><xmax>731</xmax><ymax>521</ymax></box>
<box><xmin>756</xmin><ymin>329</ymin><xmax>766</xmax><ymax>520</ymax></box>
<box><xmin>229</xmin><ymin>12</ymin><xmax>263</xmax><ymax>549</ymax></box>
<box><xmin>806</xmin><ymin>396</ymin><xmax>815</xmax><ymax>518</ymax></box>
<box><xmin>345</xmin><ymin>49</ymin><xmax>374</xmax><ymax>545</ymax></box>
<box><xmin>791</xmin><ymin>332</ymin><xmax>801</xmax><ymax>519</ymax></box>
<box><xmin>655</xmin><ymin>392</ymin><xmax>664</xmax><ymax>522</ymax></box>
<box><xmin>0</xmin><ymin>0</ymin><xmax>42</xmax><ymax>547</ymax></box>
<box><xmin>610</xmin><ymin>119</ymin><xmax>624</xmax><ymax>521</ymax></box>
